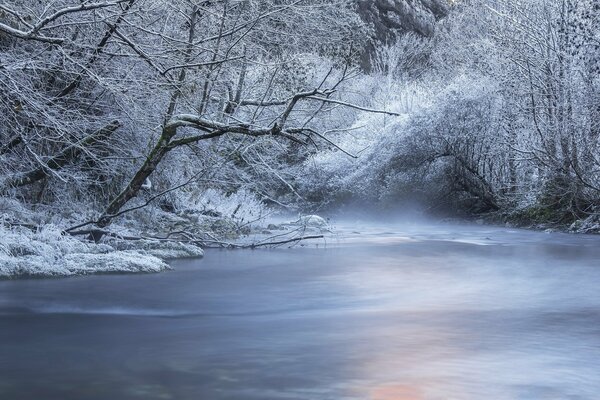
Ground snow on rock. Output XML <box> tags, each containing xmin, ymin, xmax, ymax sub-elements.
<box><xmin>570</xmin><ymin>214</ymin><xmax>600</xmax><ymax>234</ymax></box>
<box><xmin>292</xmin><ymin>215</ymin><xmax>328</xmax><ymax>228</ymax></box>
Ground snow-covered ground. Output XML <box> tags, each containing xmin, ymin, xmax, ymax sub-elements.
<box><xmin>0</xmin><ymin>209</ymin><xmax>334</xmax><ymax>279</ymax></box>
<box><xmin>0</xmin><ymin>225</ymin><xmax>203</xmax><ymax>279</ymax></box>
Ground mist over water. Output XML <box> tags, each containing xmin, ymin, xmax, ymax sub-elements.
<box><xmin>1</xmin><ymin>221</ymin><xmax>599</xmax><ymax>399</ymax></box>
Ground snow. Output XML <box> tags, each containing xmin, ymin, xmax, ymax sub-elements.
<box><xmin>570</xmin><ymin>214</ymin><xmax>600</xmax><ymax>234</ymax></box>
<box><xmin>0</xmin><ymin>225</ymin><xmax>204</xmax><ymax>279</ymax></box>
<box><xmin>293</xmin><ymin>215</ymin><xmax>328</xmax><ymax>227</ymax></box>
<box><xmin>0</xmin><ymin>251</ymin><xmax>169</xmax><ymax>279</ymax></box>
<box><xmin>108</xmin><ymin>239</ymin><xmax>205</xmax><ymax>259</ymax></box>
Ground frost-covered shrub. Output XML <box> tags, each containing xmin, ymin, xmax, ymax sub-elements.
<box><xmin>297</xmin><ymin>72</ymin><xmax>435</xmax><ymax>208</ymax></box>
<box><xmin>298</xmin><ymin>72</ymin><xmax>511</xmax><ymax>213</ymax></box>
<box><xmin>174</xmin><ymin>188</ymin><xmax>269</xmax><ymax>225</ymax></box>
<box><xmin>0</xmin><ymin>197</ymin><xmax>30</xmax><ymax>219</ymax></box>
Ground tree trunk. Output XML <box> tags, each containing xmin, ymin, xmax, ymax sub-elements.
<box><xmin>96</xmin><ymin>126</ymin><xmax>177</xmax><ymax>229</ymax></box>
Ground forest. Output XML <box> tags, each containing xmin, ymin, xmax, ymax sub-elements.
<box><xmin>1</xmin><ymin>0</ymin><xmax>599</xmax><ymax>277</ymax></box>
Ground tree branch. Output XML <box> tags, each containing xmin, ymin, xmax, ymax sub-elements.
<box><xmin>1</xmin><ymin>121</ymin><xmax>120</xmax><ymax>190</ymax></box>
<box><xmin>306</xmin><ymin>96</ymin><xmax>401</xmax><ymax>116</ymax></box>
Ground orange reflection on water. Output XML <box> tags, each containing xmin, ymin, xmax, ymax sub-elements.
<box><xmin>350</xmin><ymin>320</ymin><xmax>461</xmax><ymax>400</ymax></box>
<box><xmin>370</xmin><ymin>384</ymin><xmax>424</xmax><ymax>400</ymax></box>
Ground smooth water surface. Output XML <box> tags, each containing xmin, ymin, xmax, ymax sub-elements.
<box><xmin>1</xmin><ymin>223</ymin><xmax>600</xmax><ymax>399</ymax></box>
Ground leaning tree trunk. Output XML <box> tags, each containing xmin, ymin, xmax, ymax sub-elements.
<box><xmin>95</xmin><ymin>126</ymin><xmax>177</xmax><ymax>230</ymax></box>
<box><xmin>93</xmin><ymin>5</ymin><xmax>199</xmax><ymax>237</ymax></box>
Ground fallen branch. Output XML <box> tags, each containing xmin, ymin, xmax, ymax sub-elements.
<box><xmin>244</xmin><ymin>235</ymin><xmax>324</xmax><ymax>249</ymax></box>
<box><xmin>67</xmin><ymin>227</ymin><xmax>324</xmax><ymax>250</ymax></box>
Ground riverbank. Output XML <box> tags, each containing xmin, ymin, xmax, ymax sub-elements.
<box><xmin>0</xmin><ymin>224</ymin><xmax>205</xmax><ymax>279</ymax></box>
<box><xmin>3</xmin><ymin>195</ymin><xmax>597</xmax><ymax>280</ymax></box>
<box><xmin>0</xmin><ymin>202</ymin><xmax>330</xmax><ymax>279</ymax></box>
<box><xmin>478</xmin><ymin>208</ymin><xmax>600</xmax><ymax>235</ymax></box>
<box><xmin>0</xmin><ymin>192</ymin><xmax>264</xmax><ymax>279</ymax></box>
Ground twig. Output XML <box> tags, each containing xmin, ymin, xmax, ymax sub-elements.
<box><xmin>244</xmin><ymin>235</ymin><xmax>324</xmax><ymax>249</ymax></box>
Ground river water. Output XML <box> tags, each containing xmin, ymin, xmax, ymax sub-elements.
<box><xmin>1</xmin><ymin>222</ymin><xmax>599</xmax><ymax>399</ymax></box>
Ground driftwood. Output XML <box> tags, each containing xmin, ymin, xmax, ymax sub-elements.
<box><xmin>240</xmin><ymin>235</ymin><xmax>324</xmax><ymax>249</ymax></box>
<box><xmin>67</xmin><ymin>226</ymin><xmax>325</xmax><ymax>250</ymax></box>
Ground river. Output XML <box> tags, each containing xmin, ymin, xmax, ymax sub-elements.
<box><xmin>1</xmin><ymin>222</ymin><xmax>599</xmax><ymax>399</ymax></box>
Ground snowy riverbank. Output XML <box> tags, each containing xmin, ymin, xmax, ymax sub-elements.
<box><xmin>478</xmin><ymin>209</ymin><xmax>600</xmax><ymax>235</ymax></box>
<box><xmin>0</xmin><ymin>224</ymin><xmax>204</xmax><ymax>279</ymax></box>
<box><xmin>0</xmin><ymin>207</ymin><xmax>332</xmax><ymax>279</ymax></box>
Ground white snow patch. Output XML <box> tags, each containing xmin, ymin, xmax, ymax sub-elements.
<box><xmin>0</xmin><ymin>251</ymin><xmax>169</xmax><ymax>278</ymax></box>
<box><xmin>108</xmin><ymin>239</ymin><xmax>204</xmax><ymax>259</ymax></box>
<box><xmin>292</xmin><ymin>215</ymin><xmax>328</xmax><ymax>227</ymax></box>
<box><xmin>0</xmin><ymin>225</ymin><xmax>175</xmax><ymax>278</ymax></box>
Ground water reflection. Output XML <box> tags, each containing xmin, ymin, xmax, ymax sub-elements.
<box><xmin>369</xmin><ymin>385</ymin><xmax>426</xmax><ymax>400</ymax></box>
<box><xmin>0</xmin><ymin>223</ymin><xmax>599</xmax><ymax>399</ymax></box>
